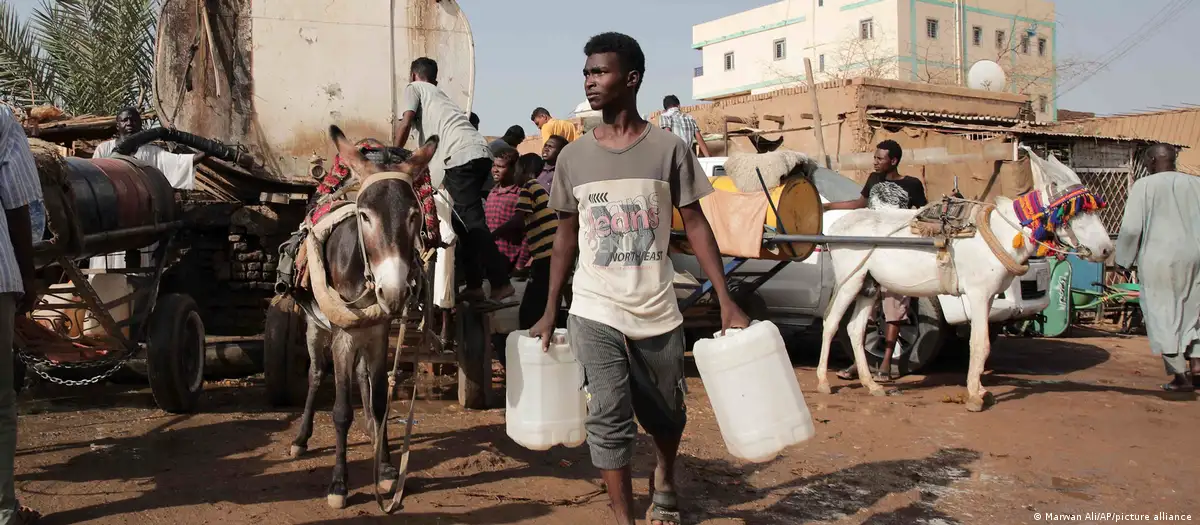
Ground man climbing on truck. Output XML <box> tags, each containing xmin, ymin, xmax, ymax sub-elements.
<box><xmin>395</xmin><ymin>57</ymin><xmax>515</xmax><ymax>303</ymax></box>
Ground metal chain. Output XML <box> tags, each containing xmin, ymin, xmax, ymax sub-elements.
<box><xmin>16</xmin><ymin>350</ymin><xmax>137</xmax><ymax>387</ymax></box>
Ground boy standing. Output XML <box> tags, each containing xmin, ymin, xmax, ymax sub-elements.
<box><xmin>529</xmin><ymin>32</ymin><xmax>748</xmax><ymax>525</ymax></box>
<box><xmin>538</xmin><ymin>135</ymin><xmax>567</xmax><ymax>195</ymax></box>
<box><xmin>485</xmin><ymin>148</ymin><xmax>525</xmax><ymax>271</ymax></box>
<box><xmin>824</xmin><ymin>139</ymin><xmax>927</xmax><ymax>381</ymax></box>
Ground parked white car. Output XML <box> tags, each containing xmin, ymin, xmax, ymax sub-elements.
<box><xmin>671</xmin><ymin>157</ymin><xmax>1050</xmax><ymax>370</ymax></box>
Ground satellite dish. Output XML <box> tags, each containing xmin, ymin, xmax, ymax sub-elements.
<box><xmin>573</xmin><ymin>101</ymin><xmax>596</xmax><ymax>115</ymax></box>
<box><xmin>967</xmin><ymin>60</ymin><xmax>1007</xmax><ymax>92</ymax></box>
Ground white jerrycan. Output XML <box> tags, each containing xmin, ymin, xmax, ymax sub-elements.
<box><xmin>692</xmin><ymin>321</ymin><xmax>815</xmax><ymax>462</ymax></box>
<box><xmin>505</xmin><ymin>329</ymin><xmax>587</xmax><ymax>450</ymax></box>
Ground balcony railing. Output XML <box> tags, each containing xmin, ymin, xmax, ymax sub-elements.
<box><xmin>694</xmin><ymin>66</ymin><xmax>704</xmax><ymax>77</ymax></box>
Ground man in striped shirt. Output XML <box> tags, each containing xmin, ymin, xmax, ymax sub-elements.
<box><xmin>659</xmin><ymin>95</ymin><xmax>710</xmax><ymax>158</ymax></box>
<box><xmin>514</xmin><ymin>161</ymin><xmax>561</xmax><ymax>330</ymax></box>
<box><xmin>0</xmin><ymin>107</ymin><xmax>44</xmax><ymax>525</ymax></box>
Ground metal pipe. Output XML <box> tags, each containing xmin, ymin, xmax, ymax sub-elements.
<box><xmin>766</xmin><ymin>234</ymin><xmax>937</xmax><ymax>247</ymax></box>
<box><xmin>33</xmin><ymin>221</ymin><xmax>184</xmax><ymax>253</ymax></box>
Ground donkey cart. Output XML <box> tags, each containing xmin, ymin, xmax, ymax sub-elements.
<box><xmin>17</xmin><ymin>151</ymin><xmax>205</xmax><ymax>414</ymax></box>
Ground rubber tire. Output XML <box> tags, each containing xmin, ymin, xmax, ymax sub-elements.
<box><xmin>457</xmin><ymin>307</ymin><xmax>489</xmax><ymax>410</ymax></box>
<box><xmin>146</xmin><ymin>294</ymin><xmax>205</xmax><ymax>413</ymax></box>
<box><xmin>264</xmin><ymin>296</ymin><xmax>310</xmax><ymax>407</ymax></box>
<box><xmin>846</xmin><ymin>296</ymin><xmax>947</xmax><ymax>375</ymax></box>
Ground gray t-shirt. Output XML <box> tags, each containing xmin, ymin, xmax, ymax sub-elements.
<box><xmin>402</xmin><ymin>81</ymin><xmax>492</xmax><ymax>174</ymax></box>
<box><xmin>550</xmin><ymin>125</ymin><xmax>713</xmax><ymax>339</ymax></box>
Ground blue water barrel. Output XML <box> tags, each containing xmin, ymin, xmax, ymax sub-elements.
<box><xmin>1066</xmin><ymin>254</ymin><xmax>1104</xmax><ymax>292</ymax></box>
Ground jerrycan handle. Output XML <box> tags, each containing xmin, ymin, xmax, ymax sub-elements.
<box><xmin>711</xmin><ymin>320</ymin><xmax>761</xmax><ymax>339</ymax></box>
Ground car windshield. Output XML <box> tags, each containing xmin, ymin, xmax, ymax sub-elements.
<box><xmin>812</xmin><ymin>167</ymin><xmax>862</xmax><ymax>201</ymax></box>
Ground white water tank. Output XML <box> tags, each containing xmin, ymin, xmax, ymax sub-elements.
<box><xmin>505</xmin><ymin>329</ymin><xmax>587</xmax><ymax>450</ymax></box>
<box><xmin>693</xmin><ymin>321</ymin><xmax>815</xmax><ymax>462</ymax></box>
<box><xmin>82</xmin><ymin>274</ymin><xmax>133</xmax><ymax>339</ymax></box>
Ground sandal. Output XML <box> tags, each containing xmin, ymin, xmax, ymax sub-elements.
<box><xmin>16</xmin><ymin>506</ymin><xmax>41</xmax><ymax>524</ymax></box>
<box><xmin>646</xmin><ymin>491</ymin><xmax>682</xmax><ymax>525</ymax></box>
<box><xmin>836</xmin><ymin>365</ymin><xmax>859</xmax><ymax>381</ymax></box>
<box><xmin>1160</xmin><ymin>382</ymin><xmax>1195</xmax><ymax>393</ymax></box>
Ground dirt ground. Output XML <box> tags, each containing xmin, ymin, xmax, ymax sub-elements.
<box><xmin>13</xmin><ymin>326</ymin><xmax>1200</xmax><ymax>525</ymax></box>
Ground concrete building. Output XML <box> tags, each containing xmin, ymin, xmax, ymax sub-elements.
<box><xmin>692</xmin><ymin>0</ymin><xmax>1058</xmax><ymax>121</ymax></box>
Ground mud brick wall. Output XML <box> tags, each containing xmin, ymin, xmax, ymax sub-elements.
<box><xmin>162</xmin><ymin>232</ymin><xmax>279</xmax><ymax>337</ymax></box>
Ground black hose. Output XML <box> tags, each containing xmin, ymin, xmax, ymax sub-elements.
<box><xmin>114</xmin><ymin>128</ymin><xmax>258</xmax><ymax>169</ymax></box>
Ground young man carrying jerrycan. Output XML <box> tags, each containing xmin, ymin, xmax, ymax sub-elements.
<box><xmin>528</xmin><ymin>32</ymin><xmax>749</xmax><ymax>525</ymax></box>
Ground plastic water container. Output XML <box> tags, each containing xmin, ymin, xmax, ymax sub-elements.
<box><xmin>693</xmin><ymin>321</ymin><xmax>815</xmax><ymax>462</ymax></box>
<box><xmin>82</xmin><ymin>274</ymin><xmax>133</xmax><ymax>338</ymax></box>
<box><xmin>505</xmin><ymin>329</ymin><xmax>587</xmax><ymax>450</ymax></box>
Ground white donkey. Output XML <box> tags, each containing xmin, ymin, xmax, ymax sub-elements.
<box><xmin>816</xmin><ymin>148</ymin><xmax>1114</xmax><ymax>411</ymax></box>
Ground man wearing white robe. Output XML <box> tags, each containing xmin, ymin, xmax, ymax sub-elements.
<box><xmin>90</xmin><ymin>108</ymin><xmax>195</xmax><ymax>270</ymax></box>
<box><xmin>1115</xmin><ymin>143</ymin><xmax>1200</xmax><ymax>392</ymax></box>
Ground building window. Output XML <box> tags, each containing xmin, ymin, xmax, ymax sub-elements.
<box><xmin>819</xmin><ymin>54</ymin><xmax>826</xmax><ymax>72</ymax></box>
<box><xmin>860</xmin><ymin>18</ymin><xmax>874</xmax><ymax>40</ymax></box>
<box><xmin>972</xmin><ymin>26</ymin><xmax>982</xmax><ymax>46</ymax></box>
<box><xmin>818</xmin><ymin>0</ymin><xmax>823</xmax><ymax>5</ymax></box>
<box><xmin>1020</xmin><ymin>34</ymin><xmax>1030</xmax><ymax>54</ymax></box>
<box><xmin>926</xmin><ymin>18</ymin><xmax>939</xmax><ymax>39</ymax></box>
<box><xmin>995</xmin><ymin>30</ymin><xmax>1006</xmax><ymax>50</ymax></box>
<box><xmin>773</xmin><ymin>38</ymin><xmax>787</xmax><ymax>61</ymax></box>
<box><xmin>724</xmin><ymin>51</ymin><xmax>735</xmax><ymax>71</ymax></box>
<box><xmin>1037</xmin><ymin>37</ymin><xmax>1047</xmax><ymax>57</ymax></box>
<box><xmin>694</xmin><ymin>66</ymin><xmax>703</xmax><ymax>78</ymax></box>
<box><xmin>1038</xmin><ymin>95</ymin><xmax>1048</xmax><ymax>113</ymax></box>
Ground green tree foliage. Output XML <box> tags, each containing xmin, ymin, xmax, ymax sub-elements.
<box><xmin>0</xmin><ymin>0</ymin><xmax>157</xmax><ymax>115</ymax></box>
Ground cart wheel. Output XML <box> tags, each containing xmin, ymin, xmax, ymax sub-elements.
<box><xmin>265</xmin><ymin>295</ymin><xmax>310</xmax><ymax>407</ymax></box>
<box><xmin>146</xmin><ymin>294</ymin><xmax>205</xmax><ymax>413</ymax></box>
<box><xmin>457</xmin><ymin>306</ymin><xmax>490</xmax><ymax>409</ymax></box>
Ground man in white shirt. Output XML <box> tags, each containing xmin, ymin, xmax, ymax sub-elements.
<box><xmin>91</xmin><ymin>108</ymin><xmax>195</xmax><ymax>270</ymax></box>
<box><xmin>93</xmin><ymin>108</ymin><xmax>195</xmax><ymax>191</ymax></box>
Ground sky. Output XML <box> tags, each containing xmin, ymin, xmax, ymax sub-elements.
<box><xmin>6</xmin><ymin>0</ymin><xmax>1199</xmax><ymax>137</ymax></box>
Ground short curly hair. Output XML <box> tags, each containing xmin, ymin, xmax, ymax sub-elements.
<box><xmin>583</xmin><ymin>32</ymin><xmax>646</xmax><ymax>91</ymax></box>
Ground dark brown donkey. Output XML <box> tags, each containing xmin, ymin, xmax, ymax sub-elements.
<box><xmin>288</xmin><ymin>125</ymin><xmax>438</xmax><ymax>509</ymax></box>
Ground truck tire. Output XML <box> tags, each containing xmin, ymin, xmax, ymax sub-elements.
<box><xmin>844</xmin><ymin>296</ymin><xmax>947</xmax><ymax>375</ymax></box>
<box><xmin>264</xmin><ymin>295</ymin><xmax>310</xmax><ymax>407</ymax></box>
<box><xmin>146</xmin><ymin>294</ymin><xmax>205</xmax><ymax>413</ymax></box>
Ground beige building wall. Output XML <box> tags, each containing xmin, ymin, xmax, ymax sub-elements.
<box><xmin>692</xmin><ymin>0</ymin><xmax>1058</xmax><ymax>121</ymax></box>
<box><xmin>652</xmin><ymin>78</ymin><xmax>1032</xmax><ymax>200</ymax></box>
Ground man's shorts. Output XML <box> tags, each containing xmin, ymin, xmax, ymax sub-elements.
<box><xmin>566</xmin><ymin>314</ymin><xmax>687</xmax><ymax>471</ymax></box>
<box><xmin>882</xmin><ymin>291</ymin><xmax>910</xmax><ymax>323</ymax></box>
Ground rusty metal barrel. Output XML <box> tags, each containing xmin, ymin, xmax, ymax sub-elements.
<box><xmin>57</xmin><ymin>156</ymin><xmax>179</xmax><ymax>256</ymax></box>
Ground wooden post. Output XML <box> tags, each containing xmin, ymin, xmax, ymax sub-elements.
<box><xmin>804</xmin><ymin>58</ymin><xmax>830</xmax><ymax>169</ymax></box>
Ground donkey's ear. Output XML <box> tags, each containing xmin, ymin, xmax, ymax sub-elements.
<box><xmin>403</xmin><ymin>135</ymin><xmax>440</xmax><ymax>171</ymax></box>
<box><xmin>329</xmin><ymin>125</ymin><xmax>373</xmax><ymax>176</ymax></box>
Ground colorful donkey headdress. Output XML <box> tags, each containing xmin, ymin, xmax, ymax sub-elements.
<box><xmin>1012</xmin><ymin>148</ymin><xmax>1107</xmax><ymax>256</ymax></box>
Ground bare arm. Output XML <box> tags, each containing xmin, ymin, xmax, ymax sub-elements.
<box><xmin>542</xmin><ymin>213</ymin><xmax>577</xmax><ymax>317</ymax></box>
<box><xmin>393</xmin><ymin>110</ymin><xmax>416</xmax><ymax>148</ymax></box>
<box><xmin>679</xmin><ymin>202</ymin><xmax>748</xmax><ymax>332</ymax></box>
<box><xmin>823</xmin><ymin>197</ymin><xmax>867</xmax><ymax>211</ymax></box>
<box><xmin>694</xmin><ymin>130</ymin><xmax>711</xmax><ymax>158</ymax></box>
<box><xmin>530</xmin><ymin>213</ymin><xmax>578</xmax><ymax>348</ymax></box>
<box><xmin>494</xmin><ymin>210</ymin><xmax>525</xmax><ymax>238</ymax></box>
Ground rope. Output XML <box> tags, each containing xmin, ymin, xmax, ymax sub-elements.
<box><xmin>372</xmin><ymin>248</ymin><xmax>436</xmax><ymax>514</ymax></box>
